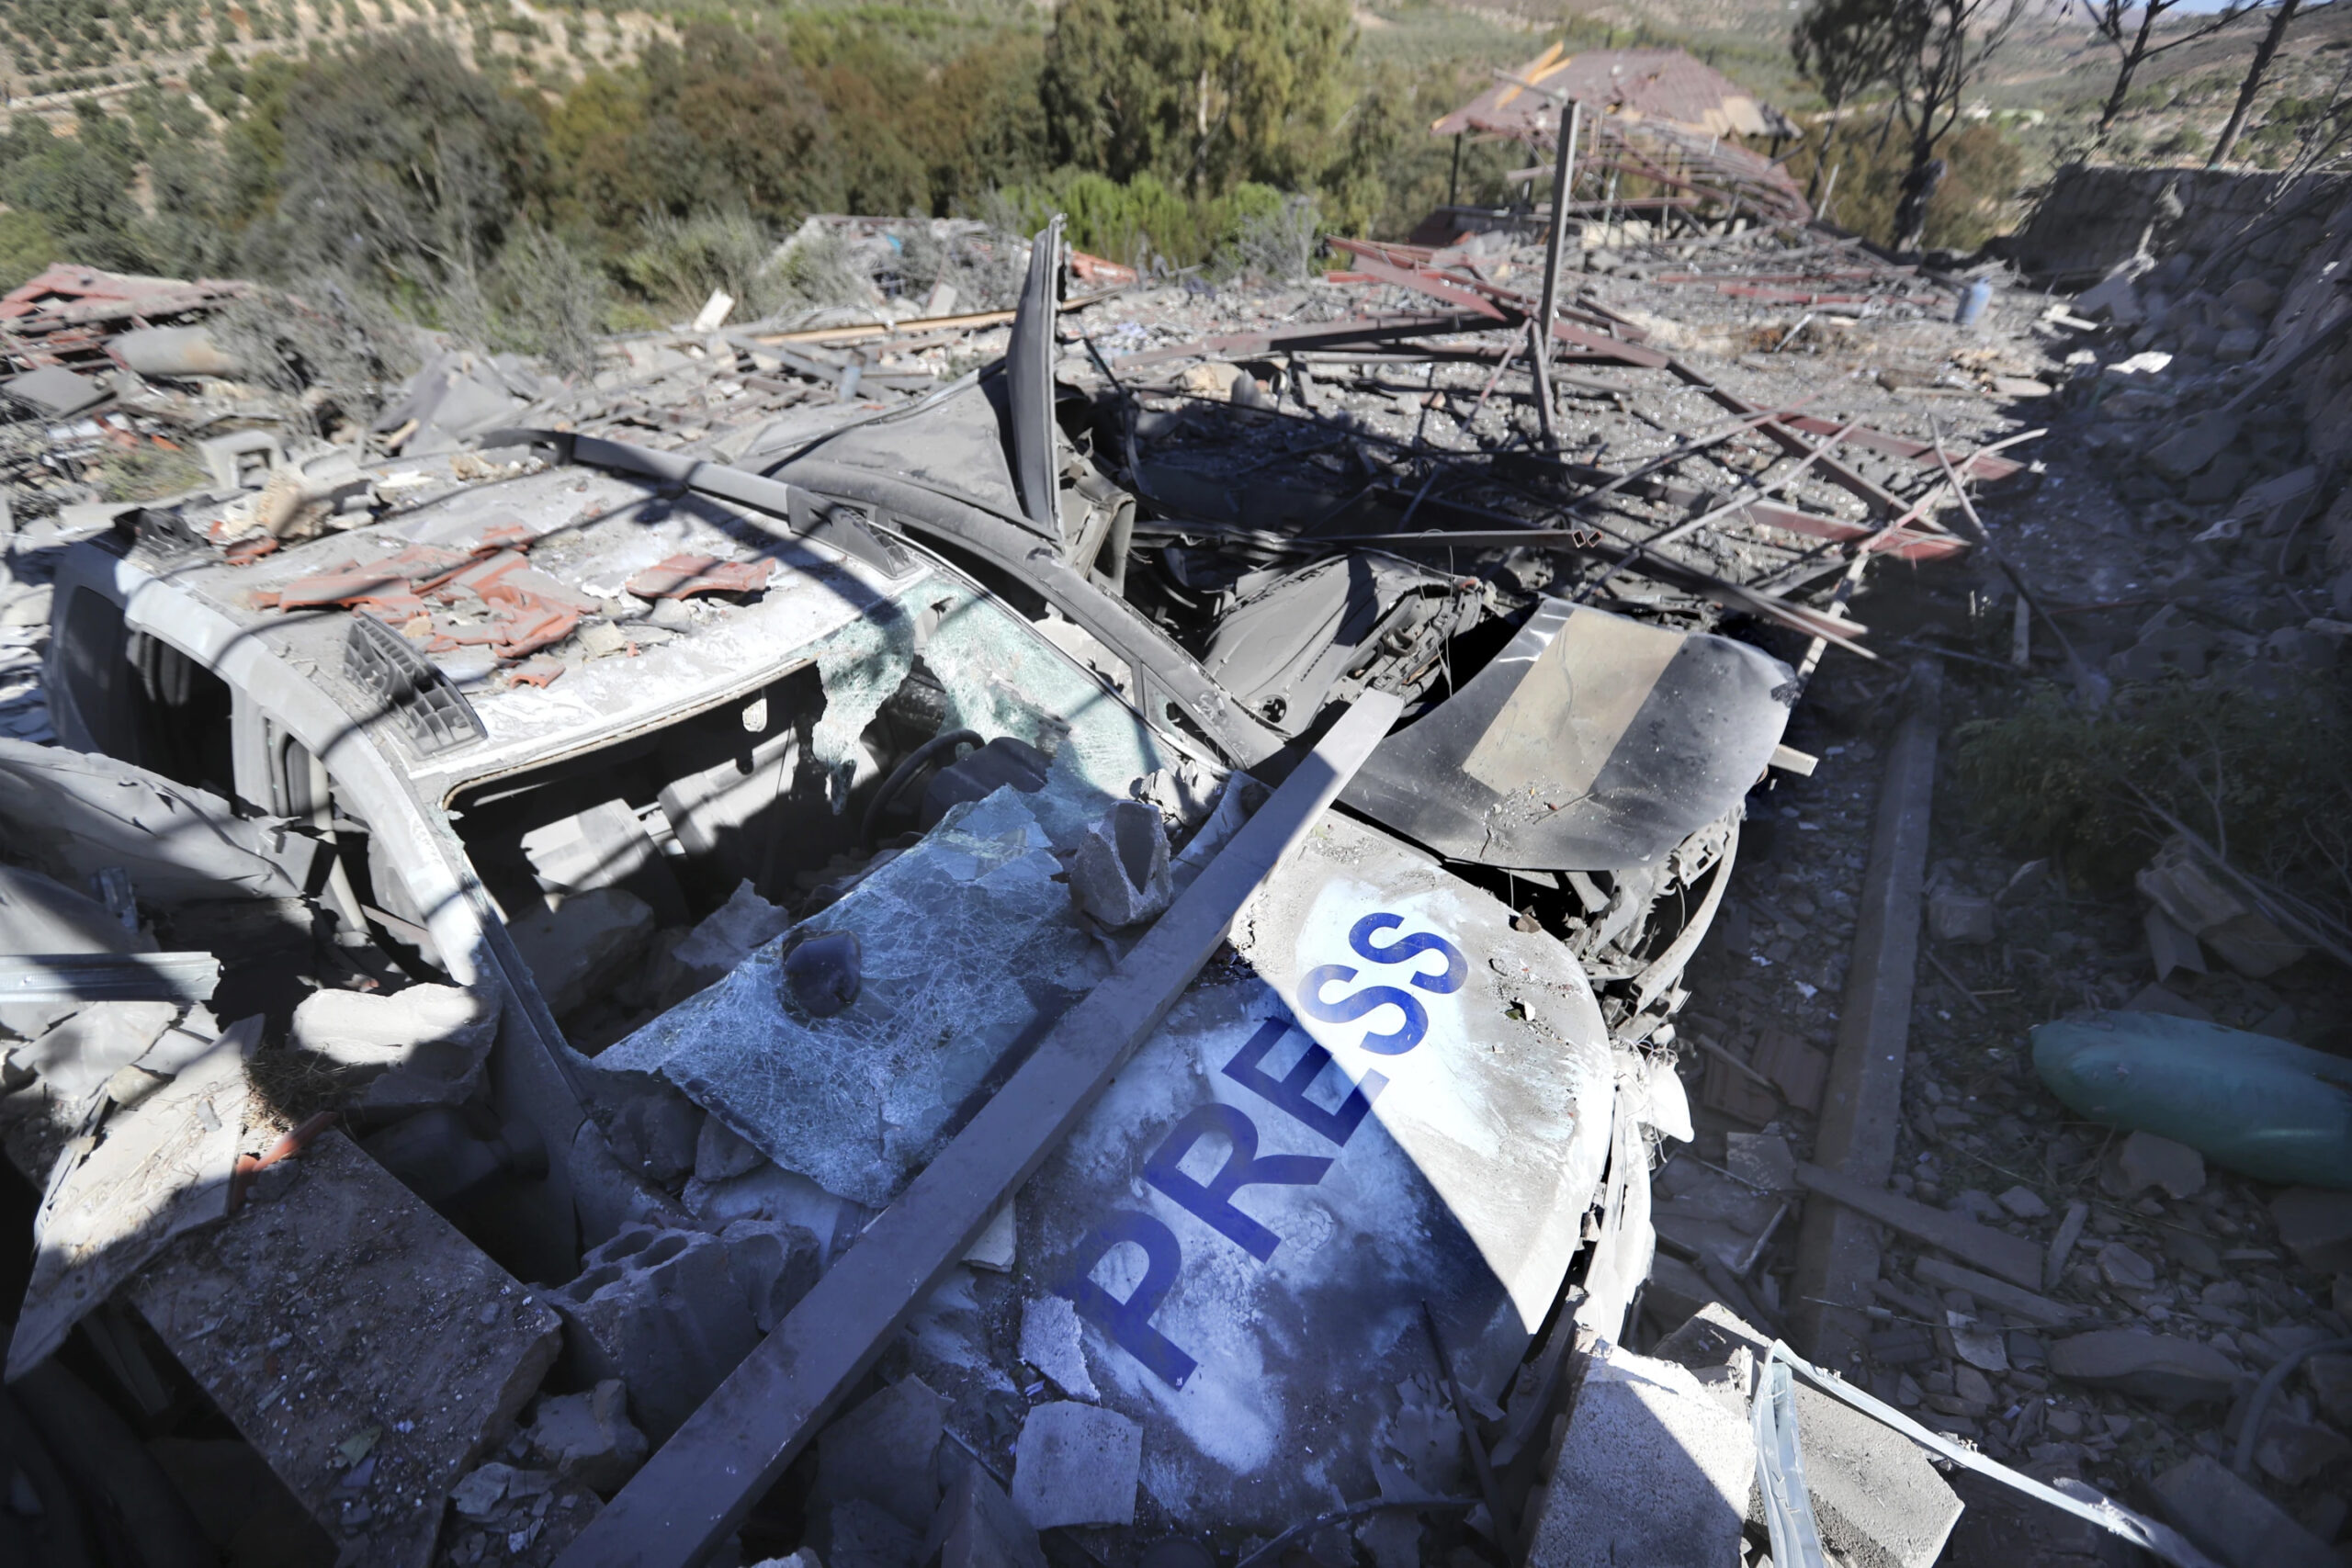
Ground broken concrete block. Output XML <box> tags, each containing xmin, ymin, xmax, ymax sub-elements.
<box><xmin>2135</xmin><ymin>840</ymin><xmax>2307</xmax><ymax>977</ymax></box>
<box><xmin>814</xmin><ymin>1375</ymin><xmax>948</xmax><ymax>1533</ymax></box>
<box><xmin>718</xmin><ymin>1217</ymin><xmax>821</xmax><ymax>1333</ymax></box>
<box><xmin>1927</xmin><ymin>891</ymin><xmax>1996</xmax><ymax>945</ymax></box>
<box><xmin>694</xmin><ymin>1114</ymin><xmax>767</xmax><ymax>1185</ymax></box>
<box><xmin>1724</xmin><ymin>1131</ymin><xmax>1795</xmax><ymax>1191</ymax></box>
<box><xmin>1067</xmin><ymin>800</ymin><xmax>1173</xmax><ymax>928</ymax></box>
<box><xmin>2215</xmin><ymin>328</ymin><xmax>2264</xmax><ymax>363</ymax></box>
<box><xmin>2148</xmin><ymin>411</ymin><xmax>2245</xmax><ymax>481</ymax></box>
<box><xmin>1019</xmin><ymin>1295</ymin><xmax>1100</xmax><ymax>1401</ymax></box>
<box><xmin>2254</xmin><ymin>1416</ymin><xmax>2351</xmax><ymax>1485</ymax></box>
<box><xmin>1784</xmin><ymin>1385</ymin><xmax>1962</xmax><ymax>1567</ymax></box>
<box><xmin>127</xmin><ymin>1131</ymin><xmax>560</xmax><ymax>1565</ymax></box>
<box><xmin>1522</xmin><ymin>1342</ymin><xmax>1753</xmax><ymax>1568</ymax></box>
<box><xmin>1995</xmin><ymin>1185</ymin><xmax>2049</xmax><ymax>1219</ymax></box>
<box><xmin>16</xmin><ymin>1000</ymin><xmax>179</xmax><ymax>1101</ymax></box>
<box><xmin>526</xmin><ymin>1380</ymin><xmax>649</xmax><ymax>1493</ymax></box>
<box><xmin>963</xmin><ymin>1200</ymin><xmax>1016</xmax><ymax>1272</ymax></box>
<box><xmin>2096</xmin><ymin>1241</ymin><xmax>2156</xmax><ymax>1292</ymax></box>
<box><xmin>2221</xmin><ymin>277</ymin><xmax>2279</xmax><ymax>317</ymax></box>
<box><xmin>2075</xmin><ymin>264</ymin><xmax>2148</xmax><ymax>323</ymax></box>
<box><xmin>2152</xmin><ymin>1455</ymin><xmax>2338</xmax><ymax>1568</ymax></box>
<box><xmin>672</xmin><ymin>881</ymin><xmax>796</xmax><ymax>988</ymax></box>
<box><xmin>567</xmin><ymin>1121</ymin><xmax>696</xmax><ymax>1250</ymax></box>
<box><xmin>2047</xmin><ymin>1330</ymin><xmax>2238</xmax><ymax>1405</ymax></box>
<box><xmin>506</xmin><ymin>888</ymin><xmax>656</xmax><ymax>1015</ymax></box>
<box><xmin>2118</xmin><ymin>1130</ymin><xmax>2206</xmax><ymax>1199</ymax></box>
<box><xmin>288</xmin><ymin>983</ymin><xmax>497</xmax><ymax>1110</ymax></box>
<box><xmin>2304</xmin><ymin>1353</ymin><xmax>2352</xmax><ymax>1427</ymax></box>
<box><xmin>451</xmin><ymin>1461</ymin><xmax>519</xmax><ymax>1523</ymax></box>
<box><xmin>2273</xmin><ymin>1188</ymin><xmax>2352</xmax><ymax>1271</ymax></box>
<box><xmin>922</xmin><ymin>1463</ymin><xmax>1048</xmax><ymax>1568</ymax></box>
<box><xmin>1009</xmin><ymin>1402</ymin><xmax>1139</xmax><ymax>1529</ymax></box>
<box><xmin>817</xmin><ymin>1496</ymin><xmax>924</xmax><ymax>1568</ymax></box>
<box><xmin>1653</xmin><ymin>1305</ymin><xmax>1960</xmax><ymax>1568</ymax></box>
<box><xmin>547</xmin><ymin>1226</ymin><xmax>761</xmax><ymax>1441</ymax></box>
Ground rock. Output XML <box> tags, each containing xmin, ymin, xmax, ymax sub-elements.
<box><xmin>2118</xmin><ymin>1130</ymin><xmax>2207</xmax><ymax>1200</ymax></box>
<box><xmin>718</xmin><ymin>1217</ymin><xmax>822</xmax><ymax>1333</ymax></box>
<box><xmin>922</xmin><ymin>1463</ymin><xmax>1048</xmax><ymax>1568</ymax></box>
<box><xmin>815</xmin><ymin>1375</ymin><xmax>948</xmax><ymax>1533</ymax></box>
<box><xmin>2215</xmin><ymin>328</ymin><xmax>2264</xmax><ymax>364</ymax></box>
<box><xmin>2273</xmin><ymin>1188</ymin><xmax>2352</xmax><ymax>1271</ymax></box>
<box><xmin>452</xmin><ymin>1461</ymin><xmax>517</xmax><ymax>1523</ymax></box>
<box><xmin>15</xmin><ymin>1000</ymin><xmax>179</xmax><ymax>1100</ymax></box>
<box><xmin>782</xmin><ymin>930</ymin><xmax>863</xmax><ymax>1018</ymax></box>
<box><xmin>694</xmin><ymin>1114</ymin><xmax>767</xmax><ymax>1185</ymax></box>
<box><xmin>507</xmin><ymin>888</ymin><xmax>656</xmax><ymax>1014</ymax></box>
<box><xmin>1019</xmin><ymin>1295</ymin><xmax>1099</xmax><ymax>1401</ymax></box>
<box><xmin>2152</xmin><ymin>1455</ymin><xmax>2338</xmax><ymax>1568</ymax></box>
<box><xmin>545</xmin><ymin>1226</ymin><xmax>762</xmax><ymax>1441</ymax></box>
<box><xmin>526</xmin><ymin>1380</ymin><xmax>649</xmax><ymax>1493</ymax></box>
<box><xmin>1066</xmin><ymin>800</ymin><xmax>1173</xmax><ymax>929</ymax></box>
<box><xmin>1950</xmin><ymin>1314</ymin><xmax>2010</xmax><ymax>1374</ymax></box>
<box><xmin>817</xmin><ymin>1496</ymin><xmax>925</xmax><ymax>1568</ymax></box>
<box><xmin>567</xmin><ymin>1121</ymin><xmax>697</xmax><ymax>1250</ymax></box>
<box><xmin>1522</xmin><ymin>1342</ymin><xmax>1754</xmax><ymax>1568</ymax></box>
<box><xmin>2221</xmin><ymin>277</ymin><xmax>2280</xmax><ymax>317</ymax></box>
<box><xmin>1724</xmin><ymin>1132</ymin><xmax>1796</xmax><ymax>1191</ymax></box>
<box><xmin>671</xmin><ymin>880</ymin><xmax>794</xmax><ymax>987</ymax></box>
<box><xmin>2136</xmin><ymin>839</ymin><xmax>2307</xmax><ymax>977</ymax></box>
<box><xmin>2048</xmin><ymin>1330</ymin><xmax>2239</xmax><ymax>1405</ymax></box>
<box><xmin>288</xmin><ymin>983</ymin><xmax>498</xmax><ymax>1110</ymax></box>
<box><xmin>1952</xmin><ymin>1364</ymin><xmax>1996</xmax><ymax>1407</ymax></box>
<box><xmin>2149</xmin><ymin>411</ymin><xmax>2245</xmax><ymax>481</ymax></box>
<box><xmin>2306</xmin><ymin>1353</ymin><xmax>2352</xmax><ymax>1427</ymax></box>
<box><xmin>2255</xmin><ymin>1417</ymin><xmax>2351</xmax><ymax>1485</ymax></box>
<box><xmin>963</xmin><ymin>1201</ymin><xmax>1016</xmax><ymax>1272</ymax></box>
<box><xmin>2096</xmin><ymin>1241</ymin><xmax>2156</xmax><ymax>1292</ymax></box>
<box><xmin>1008</xmin><ymin>1402</ymin><xmax>1139</xmax><ymax>1529</ymax></box>
<box><xmin>1927</xmin><ymin>892</ymin><xmax>1996</xmax><ymax>945</ymax></box>
<box><xmin>1996</xmin><ymin>1186</ymin><xmax>2049</xmax><ymax>1220</ymax></box>
<box><xmin>2076</xmin><ymin>265</ymin><xmax>2148</xmax><ymax>324</ymax></box>
<box><xmin>605</xmin><ymin>1078</ymin><xmax>704</xmax><ymax>1187</ymax></box>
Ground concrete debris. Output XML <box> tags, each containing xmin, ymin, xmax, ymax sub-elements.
<box><xmin>523</xmin><ymin>1380</ymin><xmax>650</xmax><ymax>1493</ymax></box>
<box><xmin>1066</xmin><ymin>799</ymin><xmax>1174</xmax><ymax>928</ymax></box>
<box><xmin>1017</xmin><ymin>1294</ymin><xmax>1100</xmax><ymax>1401</ymax></box>
<box><xmin>812</xmin><ymin>1375</ymin><xmax>948</xmax><ymax>1536</ymax></box>
<box><xmin>1008</xmin><ymin>1402</ymin><xmax>1139</xmax><ymax>1529</ymax></box>
<box><xmin>2046</xmin><ymin>1330</ymin><xmax>2242</xmax><ymax>1406</ymax></box>
<box><xmin>2117</xmin><ymin>1129</ymin><xmax>2207</xmax><ymax>1200</ymax></box>
<box><xmin>546</xmin><ymin>1225</ymin><xmax>764</xmax><ymax>1442</ymax></box>
<box><xmin>287</xmin><ymin>982</ymin><xmax>497</xmax><ymax>1110</ymax></box>
<box><xmin>1522</xmin><ymin>1340</ymin><xmax>1753</xmax><ymax>1568</ymax></box>
<box><xmin>12</xmin><ymin>141</ymin><xmax>2352</xmax><ymax>1568</ymax></box>
<box><xmin>922</xmin><ymin>1463</ymin><xmax>1048</xmax><ymax>1568</ymax></box>
<box><xmin>1927</xmin><ymin>890</ymin><xmax>1996</xmax><ymax>945</ymax></box>
<box><xmin>2270</xmin><ymin>1188</ymin><xmax>2352</xmax><ymax>1272</ymax></box>
<box><xmin>2151</xmin><ymin>1456</ymin><xmax>2339</xmax><ymax>1568</ymax></box>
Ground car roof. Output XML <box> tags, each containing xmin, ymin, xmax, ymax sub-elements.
<box><xmin>108</xmin><ymin>452</ymin><xmax>936</xmax><ymax>797</ymax></box>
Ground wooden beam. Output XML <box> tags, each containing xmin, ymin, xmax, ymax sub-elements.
<box><xmin>556</xmin><ymin>691</ymin><xmax>1408</xmax><ymax>1568</ymax></box>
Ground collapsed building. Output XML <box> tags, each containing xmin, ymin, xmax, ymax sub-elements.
<box><xmin>0</xmin><ymin>82</ymin><xmax>2346</xmax><ymax>1568</ymax></box>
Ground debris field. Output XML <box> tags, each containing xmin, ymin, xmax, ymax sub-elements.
<box><xmin>0</xmin><ymin>60</ymin><xmax>2350</xmax><ymax>1568</ymax></box>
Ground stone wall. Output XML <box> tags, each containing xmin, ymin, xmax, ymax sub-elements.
<box><xmin>2011</xmin><ymin>164</ymin><xmax>2349</xmax><ymax>292</ymax></box>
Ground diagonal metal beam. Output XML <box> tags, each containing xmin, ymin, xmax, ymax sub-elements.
<box><xmin>555</xmin><ymin>692</ymin><xmax>1408</xmax><ymax>1568</ymax></box>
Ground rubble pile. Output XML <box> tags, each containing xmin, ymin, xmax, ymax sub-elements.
<box><xmin>6</xmin><ymin>92</ymin><xmax>2352</xmax><ymax>1564</ymax></box>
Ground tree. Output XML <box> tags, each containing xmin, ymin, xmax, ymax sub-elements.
<box><xmin>1791</xmin><ymin>0</ymin><xmax>1905</xmax><ymax>207</ymax></box>
<box><xmin>266</xmin><ymin>30</ymin><xmax>546</xmax><ymax>290</ymax></box>
<box><xmin>1042</xmin><ymin>0</ymin><xmax>1353</xmax><ymax>197</ymax></box>
<box><xmin>2080</xmin><ymin>0</ymin><xmax>2254</xmax><ymax>144</ymax></box>
<box><xmin>2211</xmin><ymin>0</ymin><xmax>2301</xmax><ymax>166</ymax></box>
<box><xmin>1886</xmin><ymin>0</ymin><xmax>2026</xmax><ymax>253</ymax></box>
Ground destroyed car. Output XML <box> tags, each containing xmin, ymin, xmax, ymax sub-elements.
<box><xmin>28</xmin><ymin>223</ymin><xmax>1799</xmax><ymax>1561</ymax></box>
